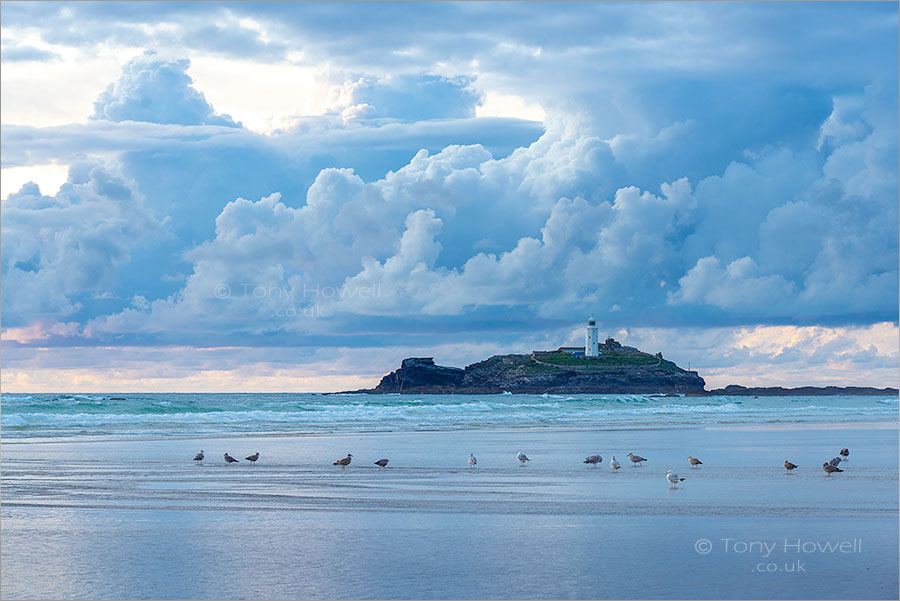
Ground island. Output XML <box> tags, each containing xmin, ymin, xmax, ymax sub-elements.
<box><xmin>349</xmin><ymin>318</ymin><xmax>898</xmax><ymax>396</ymax></box>
<box><xmin>354</xmin><ymin>337</ymin><xmax>708</xmax><ymax>395</ymax></box>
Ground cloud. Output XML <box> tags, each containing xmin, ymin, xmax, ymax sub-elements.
<box><xmin>616</xmin><ymin>322</ymin><xmax>899</xmax><ymax>389</ymax></box>
<box><xmin>668</xmin><ymin>256</ymin><xmax>797</xmax><ymax>310</ymax></box>
<box><xmin>1</xmin><ymin>164</ymin><xmax>167</xmax><ymax>325</ymax></box>
<box><xmin>1</xmin><ymin>44</ymin><xmax>61</xmax><ymax>62</ymax></box>
<box><xmin>0</xmin><ymin>3</ymin><xmax>287</xmax><ymax>61</ymax></box>
<box><xmin>91</xmin><ymin>50</ymin><xmax>240</xmax><ymax>126</ymax></box>
<box><xmin>332</xmin><ymin>74</ymin><xmax>482</xmax><ymax>122</ymax></box>
<box><xmin>71</xmin><ymin>87</ymin><xmax>897</xmax><ymax>345</ymax></box>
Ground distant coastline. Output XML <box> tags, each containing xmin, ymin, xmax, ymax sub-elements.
<box><xmin>706</xmin><ymin>384</ymin><xmax>898</xmax><ymax>396</ymax></box>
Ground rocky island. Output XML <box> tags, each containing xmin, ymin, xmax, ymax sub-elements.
<box><xmin>350</xmin><ymin>318</ymin><xmax>898</xmax><ymax>396</ymax></box>
<box><xmin>356</xmin><ymin>337</ymin><xmax>707</xmax><ymax>395</ymax></box>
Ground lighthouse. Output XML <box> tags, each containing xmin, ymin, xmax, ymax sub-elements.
<box><xmin>585</xmin><ymin>316</ymin><xmax>599</xmax><ymax>357</ymax></box>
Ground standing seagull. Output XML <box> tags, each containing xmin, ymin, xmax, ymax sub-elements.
<box><xmin>517</xmin><ymin>452</ymin><xmax>531</xmax><ymax>464</ymax></box>
<box><xmin>193</xmin><ymin>450</ymin><xmax>204</xmax><ymax>465</ymax></box>
<box><xmin>333</xmin><ymin>454</ymin><xmax>352</xmax><ymax>467</ymax></box>
<box><xmin>828</xmin><ymin>456</ymin><xmax>843</xmax><ymax>467</ymax></box>
<box><xmin>245</xmin><ymin>452</ymin><xmax>260</xmax><ymax>465</ymax></box>
<box><xmin>666</xmin><ymin>470</ymin><xmax>686</xmax><ymax>488</ymax></box>
<box><xmin>374</xmin><ymin>458</ymin><xmax>390</xmax><ymax>468</ymax></box>
<box><xmin>609</xmin><ymin>456</ymin><xmax>621</xmax><ymax>471</ymax></box>
<box><xmin>224</xmin><ymin>453</ymin><xmax>239</xmax><ymax>464</ymax></box>
<box><xmin>627</xmin><ymin>452</ymin><xmax>647</xmax><ymax>466</ymax></box>
<box><xmin>468</xmin><ymin>453</ymin><xmax>477</xmax><ymax>467</ymax></box>
<box><xmin>583</xmin><ymin>454</ymin><xmax>602</xmax><ymax>466</ymax></box>
<box><xmin>839</xmin><ymin>448</ymin><xmax>850</xmax><ymax>461</ymax></box>
<box><xmin>822</xmin><ymin>462</ymin><xmax>843</xmax><ymax>476</ymax></box>
<box><xmin>784</xmin><ymin>460</ymin><xmax>798</xmax><ymax>472</ymax></box>
<box><xmin>688</xmin><ymin>456</ymin><xmax>703</xmax><ymax>468</ymax></box>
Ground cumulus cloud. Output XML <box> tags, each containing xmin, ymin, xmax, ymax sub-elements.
<box><xmin>329</xmin><ymin>74</ymin><xmax>482</xmax><ymax>122</ymax></box>
<box><xmin>91</xmin><ymin>50</ymin><xmax>240</xmax><ymax>126</ymax></box>
<box><xmin>74</xmin><ymin>85</ymin><xmax>897</xmax><ymax>343</ymax></box>
<box><xmin>1</xmin><ymin>164</ymin><xmax>166</xmax><ymax>324</ymax></box>
<box><xmin>668</xmin><ymin>256</ymin><xmax>796</xmax><ymax>310</ymax></box>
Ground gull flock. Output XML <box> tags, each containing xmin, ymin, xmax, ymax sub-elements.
<box><xmin>192</xmin><ymin>447</ymin><xmax>853</xmax><ymax>485</ymax></box>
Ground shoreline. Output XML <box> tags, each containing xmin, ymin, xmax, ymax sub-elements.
<box><xmin>3</xmin><ymin>416</ymin><xmax>897</xmax><ymax>445</ymax></box>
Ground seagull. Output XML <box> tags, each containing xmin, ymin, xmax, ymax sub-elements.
<box><xmin>224</xmin><ymin>453</ymin><xmax>239</xmax><ymax>464</ymax></box>
<box><xmin>245</xmin><ymin>452</ymin><xmax>260</xmax><ymax>465</ymax></box>
<box><xmin>374</xmin><ymin>458</ymin><xmax>389</xmax><ymax>468</ymax></box>
<box><xmin>840</xmin><ymin>448</ymin><xmax>849</xmax><ymax>461</ymax></box>
<box><xmin>688</xmin><ymin>456</ymin><xmax>703</xmax><ymax>468</ymax></box>
<box><xmin>610</xmin><ymin>456</ymin><xmax>621</xmax><ymax>471</ymax></box>
<box><xmin>828</xmin><ymin>456</ymin><xmax>843</xmax><ymax>467</ymax></box>
<box><xmin>822</xmin><ymin>462</ymin><xmax>843</xmax><ymax>476</ymax></box>
<box><xmin>784</xmin><ymin>460</ymin><xmax>798</xmax><ymax>472</ymax></box>
<box><xmin>666</xmin><ymin>470</ymin><xmax>686</xmax><ymax>488</ymax></box>
<box><xmin>517</xmin><ymin>452</ymin><xmax>531</xmax><ymax>464</ymax></box>
<box><xmin>333</xmin><ymin>454</ymin><xmax>352</xmax><ymax>467</ymax></box>
<box><xmin>627</xmin><ymin>452</ymin><xmax>647</xmax><ymax>466</ymax></box>
<box><xmin>193</xmin><ymin>450</ymin><xmax>204</xmax><ymax>465</ymax></box>
<box><xmin>468</xmin><ymin>453</ymin><xmax>477</xmax><ymax>467</ymax></box>
<box><xmin>583</xmin><ymin>454</ymin><xmax>602</xmax><ymax>466</ymax></box>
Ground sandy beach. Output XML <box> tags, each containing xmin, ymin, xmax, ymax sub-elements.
<box><xmin>2</xmin><ymin>422</ymin><xmax>897</xmax><ymax>599</ymax></box>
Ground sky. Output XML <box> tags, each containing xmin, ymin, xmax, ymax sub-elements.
<box><xmin>1</xmin><ymin>1</ymin><xmax>898</xmax><ymax>392</ymax></box>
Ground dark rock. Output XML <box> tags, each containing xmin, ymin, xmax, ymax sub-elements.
<box><xmin>359</xmin><ymin>352</ymin><xmax>706</xmax><ymax>394</ymax></box>
<box><xmin>371</xmin><ymin>357</ymin><xmax>465</xmax><ymax>393</ymax></box>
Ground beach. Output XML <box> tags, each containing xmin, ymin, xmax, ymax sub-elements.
<box><xmin>2</xmin><ymin>419</ymin><xmax>897</xmax><ymax>599</ymax></box>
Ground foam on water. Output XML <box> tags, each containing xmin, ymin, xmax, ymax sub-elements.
<box><xmin>1</xmin><ymin>392</ymin><xmax>896</xmax><ymax>439</ymax></box>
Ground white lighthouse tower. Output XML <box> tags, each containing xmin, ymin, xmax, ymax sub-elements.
<box><xmin>585</xmin><ymin>315</ymin><xmax>599</xmax><ymax>357</ymax></box>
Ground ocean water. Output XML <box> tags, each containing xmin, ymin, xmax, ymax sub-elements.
<box><xmin>2</xmin><ymin>392</ymin><xmax>897</xmax><ymax>439</ymax></box>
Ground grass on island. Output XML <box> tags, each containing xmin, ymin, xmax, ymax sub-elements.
<box><xmin>484</xmin><ymin>355</ymin><xmax>560</xmax><ymax>374</ymax></box>
<box><xmin>474</xmin><ymin>352</ymin><xmax>684</xmax><ymax>374</ymax></box>
<box><xmin>537</xmin><ymin>351</ymin><xmax>667</xmax><ymax>368</ymax></box>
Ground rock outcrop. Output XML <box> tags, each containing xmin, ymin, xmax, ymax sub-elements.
<box><xmin>361</xmin><ymin>351</ymin><xmax>706</xmax><ymax>394</ymax></box>
<box><xmin>372</xmin><ymin>358</ymin><xmax>465</xmax><ymax>393</ymax></box>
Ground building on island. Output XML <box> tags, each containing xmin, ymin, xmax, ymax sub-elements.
<box><xmin>558</xmin><ymin>346</ymin><xmax>586</xmax><ymax>358</ymax></box>
<box><xmin>585</xmin><ymin>315</ymin><xmax>599</xmax><ymax>357</ymax></box>
<box><xmin>559</xmin><ymin>316</ymin><xmax>604</xmax><ymax>358</ymax></box>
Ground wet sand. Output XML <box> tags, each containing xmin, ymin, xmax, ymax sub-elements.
<box><xmin>2</xmin><ymin>424</ymin><xmax>898</xmax><ymax>599</ymax></box>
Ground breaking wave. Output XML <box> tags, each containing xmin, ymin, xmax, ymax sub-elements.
<box><xmin>2</xmin><ymin>392</ymin><xmax>896</xmax><ymax>439</ymax></box>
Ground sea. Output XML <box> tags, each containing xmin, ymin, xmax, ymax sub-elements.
<box><xmin>2</xmin><ymin>392</ymin><xmax>897</xmax><ymax>440</ymax></box>
<box><xmin>3</xmin><ymin>392</ymin><xmax>898</xmax><ymax>599</ymax></box>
